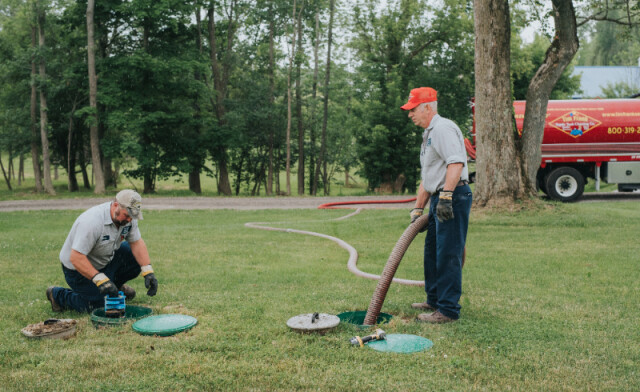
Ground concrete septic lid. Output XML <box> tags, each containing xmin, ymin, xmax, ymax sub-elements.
<box><xmin>132</xmin><ymin>314</ymin><xmax>198</xmax><ymax>336</ymax></box>
<box><xmin>287</xmin><ymin>313</ymin><xmax>340</xmax><ymax>333</ymax></box>
<box><xmin>22</xmin><ymin>319</ymin><xmax>77</xmax><ymax>339</ymax></box>
<box><xmin>366</xmin><ymin>334</ymin><xmax>433</xmax><ymax>353</ymax></box>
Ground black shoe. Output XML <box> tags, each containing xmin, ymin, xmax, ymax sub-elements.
<box><xmin>46</xmin><ymin>286</ymin><xmax>63</xmax><ymax>312</ymax></box>
<box><xmin>119</xmin><ymin>284</ymin><xmax>136</xmax><ymax>301</ymax></box>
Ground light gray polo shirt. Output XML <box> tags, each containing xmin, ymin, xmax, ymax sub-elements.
<box><xmin>59</xmin><ymin>202</ymin><xmax>141</xmax><ymax>270</ymax></box>
<box><xmin>420</xmin><ymin>114</ymin><xmax>469</xmax><ymax>193</ymax></box>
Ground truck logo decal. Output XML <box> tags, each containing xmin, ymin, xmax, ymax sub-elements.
<box><xmin>549</xmin><ymin>111</ymin><xmax>601</xmax><ymax>138</ymax></box>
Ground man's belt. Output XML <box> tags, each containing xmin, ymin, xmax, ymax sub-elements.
<box><xmin>435</xmin><ymin>179</ymin><xmax>469</xmax><ymax>193</ymax></box>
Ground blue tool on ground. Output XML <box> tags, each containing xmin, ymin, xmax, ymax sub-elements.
<box><xmin>104</xmin><ymin>291</ymin><xmax>126</xmax><ymax>318</ymax></box>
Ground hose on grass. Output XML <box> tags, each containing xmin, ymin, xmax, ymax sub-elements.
<box><xmin>246</xmin><ymin>198</ymin><xmax>466</xmax><ymax>327</ymax></box>
<box><xmin>244</xmin><ymin>198</ymin><xmax>424</xmax><ymax>286</ymax></box>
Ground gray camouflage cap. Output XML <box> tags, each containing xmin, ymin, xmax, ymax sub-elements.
<box><xmin>115</xmin><ymin>189</ymin><xmax>143</xmax><ymax>220</ymax></box>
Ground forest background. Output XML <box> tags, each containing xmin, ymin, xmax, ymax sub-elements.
<box><xmin>1</xmin><ymin>0</ymin><xmax>639</xmax><ymax>197</ymax></box>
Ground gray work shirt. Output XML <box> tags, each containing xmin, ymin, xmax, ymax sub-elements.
<box><xmin>59</xmin><ymin>202</ymin><xmax>141</xmax><ymax>270</ymax></box>
<box><xmin>420</xmin><ymin>114</ymin><xmax>469</xmax><ymax>193</ymax></box>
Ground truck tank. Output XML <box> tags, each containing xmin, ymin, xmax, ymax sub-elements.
<box><xmin>471</xmin><ymin>99</ymin><xmax>640</xmax><ymax>201</ymax></box>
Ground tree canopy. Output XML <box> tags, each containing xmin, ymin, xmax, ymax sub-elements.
<box><xmin>3</xmin><ymin>0</ymin><xmax>631</xmax><ymax>197</ymax></box>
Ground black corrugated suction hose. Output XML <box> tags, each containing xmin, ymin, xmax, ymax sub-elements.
<box><xmin>363</xmin><ymin>214</ymin><xmax>429</xmax><ymax>326</ymax></box>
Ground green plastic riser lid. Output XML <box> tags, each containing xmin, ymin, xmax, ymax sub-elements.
<box><xmin>367</xmin><ymin>334</ymin><xmax>433</xmax><ymax>353</ymax></box>
<box><xmin>132</xmin><ymin>314</ymin><xmax>198</xmax><ymax>336</ymax></box>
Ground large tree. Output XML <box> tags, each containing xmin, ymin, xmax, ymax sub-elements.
<box><xmin>474</xmin><ymin>0</ymin><xmax>638</xmax><ymax>206</ymax></box>
<box><xmin>208</xmin><ymin>0</ymin><xmax>247</xmax><ymax>196</ymax></box>
<box><xmin>473</xmin><ymin>0</ymin><xmax>517</xmax><ymax>205</ymax></box>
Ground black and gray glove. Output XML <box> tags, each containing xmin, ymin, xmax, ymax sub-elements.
<box><xmin>436</xmin><ymin>191</ymin><xmax>454</xmax><ymax>222</ymax></box>
<box><xmin>92</xmin><ymin>273</ymin><xmax>119</xmax><ymax>297</ymax></box>
<box><xmin>410</xmin><ymin>208</ymin><xmax>424</xmax><ymax>223</ymax></box>
<box><xmin>141</xmin><ymin>265</ymin><xmax>158</xmax><ymax>296</ymax></box>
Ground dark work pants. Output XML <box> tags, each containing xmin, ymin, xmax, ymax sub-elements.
<box><xmin>423</xmin><ymin>184</ymin><xmax>472</xmax><ymax>320</ymax></box>
<box><xmin>51</xmin><ymin>242</ymin><xmax>141</xmax><ymax>313</ymax></box>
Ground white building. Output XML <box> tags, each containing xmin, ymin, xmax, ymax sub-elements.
<box><xmin>571</xmin><ymin>61</ymin><xmax>640</xmax><ymax>98</ymax></box>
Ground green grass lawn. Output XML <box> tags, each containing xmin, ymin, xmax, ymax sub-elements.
<box><xmin>1</xmin><ymin>202</ymin><xmax>639</xmax><ymax>391</ymax></box>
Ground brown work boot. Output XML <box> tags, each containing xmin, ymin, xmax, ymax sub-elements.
<box><xmin>417</xmin><ymin>310</ymin><xmax>456</xmax><ymax>324</ymax></box>
<box><xmin>411</xmin><ymin>302</ymin><xmax>436</xmax><ymax>311</ymax></box>
<box><xmin>46</xmin><ymin>286</ymin><xmax>63</xmax><ymax>312</ymax></box>
<box><xmin>119</xmin><ymin>284</ymin><xmax>136</xmax><ymax>301</ymax></box>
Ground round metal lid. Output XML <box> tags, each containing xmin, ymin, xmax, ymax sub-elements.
<box><xmin>366</xmin><ymin>334</ymin><xmax>433</xmax><ymax>353</ymax></box>
<box><xmin>132</xmin><ymin>314</ymin><xmax>198</xmax><ymax>336</ymax></box>
<box><xmin>286</xmin><ymin>313</ymin><xmax>340</xmax><ymax>332</ymax></box>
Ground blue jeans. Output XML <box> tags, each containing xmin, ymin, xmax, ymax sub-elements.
<box><xmin>51</xmin><ymin>242</ymin><xmax>142</xmax><ymax>313</ymax></box>
<box><xmin>423</xmin><ymin>184</ymin><xmax>472</xmax><ymax>319</ymax></box>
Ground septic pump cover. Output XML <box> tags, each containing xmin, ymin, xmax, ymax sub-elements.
<box><xmin>132</xmin><ymin>314</ymin><xmax>197</xmax><ymax>336</ymax></box>
<box><xmin>22</xmin><ymin>319</ymin><xmax>77</xmax><ymax>339</ymax></box>
<box><xmin>366</xmin><ymin>334</ymin><xmax>433</xmax><ymax>353</ymax></box>
<box><xmin>287</xmin><ymin>313</ymin><xmax>340</xmax><ymax>333</ymax></box>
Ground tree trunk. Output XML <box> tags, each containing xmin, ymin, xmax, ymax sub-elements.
<box><xmin>313</xmin><ymin>0</ymin><xmax>335</xmax><ymax>196</ymax></box>
<box><xmin>37</xmin><ymin>9</ymin><xmax>55</xmax><ymax>195</ymax></box>
<box><xmin>234</xmin><ymin>150</ymin><xmax>246</xmax><ymax>196</ymax></box>
<box><xmin>266</xmin><ymin>14</ymin><xmax>275</xmax><ymax>196</ymax></box>
<box><xmin>8</xmin><ymin>150</ymin><xmax>14</xmax><ymax>181</ymax></box>
<box><xmin>0</xmin><ymin>152</ymin><xmax>12</xmax><ymax>190</ymax></box>
<box><xmin>18</xmin><ymin>154</ymin><xmax>24</xmax><ymax>185</ymax></box>
<box><xmin>296</xmin><ymin>1</ymin><xmax>305</xmax><ymax>195</ymax></box>
<box><xmin>30</xmin><ymin>24</ymin><xmax>43</xmax><ymax>193</ymax></box>
<box><xmin>208</xmin><ymin>2</ymin><xmax>232</xmax><ymax>196</ymax></box>
<box><xmin>285</xmin><ymin>0</ymin><xmax>297</xmax><ymax>196</ymax></box>
<box><xmin>275</xmin><ymin>149</ymin><xmax>281</xmax><ymax>195</ymax></box>
<box><xmin>67</xmin><ymin>101</ymin><xmax>79</xmax><ymax>192</ymax></box>
<box><xmin>144</xmin><ymin>173</ymin><xmax>154</xmax><ymax>194</ymax></box>
<box><xmin>86</xmin><ymin>0</ymin><xmax>105</xmax><ymax>194</ymax></box>
<box><xmin>189</xmin><ymin>5</ymin><xmax>203</xmax><ymax>195</ymax></box>
<box><xmin>102</xmin><ymin>148</ymin><xmax>114</xmax><ymax>187</ymax></box>
<box><xmin>521</xmin><ymin>0</ymin><xmax>579</xmax><ymax>195</ymax></box>
<box><xmin>309</xmin><ymin>11</ymin><xmax>320</xmax><ymax>195</ymax></box>
<box><xmin>473</xmin><ymin>0</ymin><xmax>520</xmax><ymax>206</ymax></box>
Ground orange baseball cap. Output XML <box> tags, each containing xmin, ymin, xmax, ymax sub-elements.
<box><xmin>400</xmin><ymin>87</ymin><xmax>437</xmax><ymax>110</ymax></box>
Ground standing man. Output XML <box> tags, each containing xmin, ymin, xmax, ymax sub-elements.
<box><xmin>46</xmin><ymin>189</ymin><xmax>159</xmax><ymax>313</ymax></box>
<box><xmin>402</xmin><ymin>87</ymin><xmax>472</xmax><ymax>323</ymax></box>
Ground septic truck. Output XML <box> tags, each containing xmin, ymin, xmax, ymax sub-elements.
<box><xmin>468</xmin><ymin>99</ymin><xmax>640</xmax><ymax>202</ymax></box>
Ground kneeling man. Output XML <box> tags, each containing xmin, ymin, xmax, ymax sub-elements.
<box><xmin>46</xmin><ymin>189</ymin><xmax>158</xmax><ymax>313</ymax></box>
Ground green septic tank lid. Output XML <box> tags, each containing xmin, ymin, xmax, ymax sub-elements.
<box><xmin>132</xmin><ymin>314</ymin><xmax>198</xmax><ymax>336</ymax></box>
<box><xmin>91</xmin><ymin>305</ymin><xmax>152</xmax><ymax>327</ymax></box>
<box><xmin>336</xmin><ymin>311</ymin><xmax>392</xmax><ymax>329</ymax></box>
<box><xmin>367</xmin><ymin>334</ymin><xmax>433</xmax><ymax>353</ymax></box>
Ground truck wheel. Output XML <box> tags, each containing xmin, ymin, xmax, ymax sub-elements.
<box><xmin>545</xmin><ymin>167</ymin><xmax>584</xmax><ymax>202</ymax></box>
